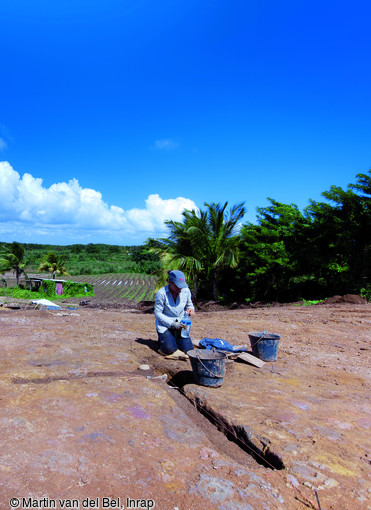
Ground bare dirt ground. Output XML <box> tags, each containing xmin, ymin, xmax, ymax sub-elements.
<box><xmin>0</xmin><ymin>297</ymin><xmax>370</xmax><ymax>509</ymax></box>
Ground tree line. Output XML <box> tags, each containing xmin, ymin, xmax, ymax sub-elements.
<box><xmin>1</xmin><ymin>170</ymin><xmax>370</xmax><ymax>303</ymax></box>
<box><xmin>149</xmin><ymin>170</ymin><xmax>371</xmax><ymax>303</ymax></box>
<box><xmin>0</xmin><ymin>243</ymin><xmax>161</xmax><ymax>282</ymax></box>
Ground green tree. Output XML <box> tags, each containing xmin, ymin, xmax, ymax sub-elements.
<box><xmin>39</xmin><ymin>252</ymin><xmax>68</xmax><ymax>279</ymax></box>
<box><xmin>131</xmin><ymin>245</ymin><xmax>161</xmax><ymax>274</ymax></box>
<box><xmin>0</xmin><ymin>241</ymin><xmax>27</xmax><ymax>285</ymax></box>
<box><xmin>149</xmin><ymin>212</ymin><xmax>204</xmax><ymax>295</ymax></box>
<box><xmin>306</xmin><ymin>170</ymin><xmax>371</xmax><ymax>294</ymax></box>
<box><xmin>152</xmin><ymin>202</ymin><xmax>245</xmax><ymax>300</ymax></box>
<box><xmin>239</xmin><ymin>200</ymin><xmax>311</xmax><ymax>301</ymax></box>
<box><xmin>71</xmin><ymin>244</ymin><xmax>84</xmax><ymax>254</ymax></box>
<box><xmin>237</xmin><ymin>170</ymin><xmax>371</xmax><ymax>302</ymax></box>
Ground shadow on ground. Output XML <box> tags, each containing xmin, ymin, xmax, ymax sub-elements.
<box><xmin>135</xmin><ymin>337</ymin><xmax>159</xmax><ymax>353</ymax></box>
<box><xmin>168</xmin><ymin>369</ymin><xmax>195</xmax><ymax>388</ymax></box>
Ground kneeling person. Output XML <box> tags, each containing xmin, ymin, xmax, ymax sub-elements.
<box><xmin>154</xmin><ymin>270</ymin><xmax>195</xmax><ymax>356</ymax></box>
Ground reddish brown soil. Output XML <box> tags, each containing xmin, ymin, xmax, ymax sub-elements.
<box><xmin>0</xmin><ymin>297</ymin><xmax>370</xmax><ymax>509</ymax></box>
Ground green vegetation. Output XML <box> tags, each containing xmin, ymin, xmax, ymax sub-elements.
<box><xmin>1</xmin><ymin>169</ymin><xmax>370</xmax><ymax>305</ymax></box>
<box><xmin>0</xmin><ymin>243</ymin><xmax>161</xmax><ymax>276</ymax></box>
<box><xmin>0</xmin><ymin>242</ymin><xmax>27</xmax><ymax>284</ymax></box>
<box><xmin>360</xmin><ymin>286</ymin><xmax>371</xmax><ymax>300</ymax></box>
<box><xmin>227</xmin><ymin>170</ymin><xmax>371</xmax><ymax>302</ymax></box>
<box><xmin>0</xmin><ymin>288</ymin><xmax>43</xmax><ymax>300</ymax></box>
<box><xmin>150</xmin><ymin>202</ymin><xmax>245</xmax><ymax>300</ymax></box>
<box><xmin>0</xmin><ymin>280</ymin><xmax>94</xmax><ymax>301</ymax></box>
<box><xmin>151</xmin><ymin>170</ymin><xmax>370</xmax><ymax>303</ymax></box>
<box><xmin>38</xmin><ymin>251</ymin><xmax>68</xmax><ymax>279</ymax></box>
<box><xmin>71</xmin><ymin>273</ymin><xmax>156</xmax><ymax>303</ymax></box>
<box><xmin>294</xmin><ymin>299</ymin><xmax>324</xmax><ymax>306</ymax></box>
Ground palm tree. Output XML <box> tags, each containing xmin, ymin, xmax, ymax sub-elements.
<box><xmin>152</xmin><ymin>202</ymin><xmax>245</xmax><ymax>300</ymax></box>
<box><xmin>38</xmin><ymin>252</ymin><xmax>68</xmax><ymax>279</ymax></box>
<box><xmin>204</xmin><ymin>202</ymin><xmax>246</xmax><ymax>298</ymax></box>
<box><xmin>0</xmin><ymin>242</ymin><xmax>27</xmax><ymax>285</ymax></box>
<box><xmin>148</xmin><ymin>212</ymin><xmax>204</xmax><ymax>296</ymax></box>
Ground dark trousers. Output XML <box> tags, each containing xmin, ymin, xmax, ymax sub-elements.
<box><xmin>158</xmin><ymin>328</ymin><xmax>193</xmax><ymax>354</ymax></box>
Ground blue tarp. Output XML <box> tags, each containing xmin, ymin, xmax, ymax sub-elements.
<box><xmin>199</xmin><ymin>338</ymin><xmax>247</xmax><ymax>352</ymax></box>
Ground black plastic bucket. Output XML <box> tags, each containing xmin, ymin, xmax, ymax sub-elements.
<box><xmin>248</xmin><ymin>331</ymin><xmax>281</xmax><ymax>361</ymax></box>
<box><xmin>188</xmin><ymin>349</ymin><xmax>227</xmax><ymax>387</ymax></box>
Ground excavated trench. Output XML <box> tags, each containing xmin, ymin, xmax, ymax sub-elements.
<box><xmin>166</xmin><ymin>367</ymin><xmax>285</xmax><ymax>470</ymax></box>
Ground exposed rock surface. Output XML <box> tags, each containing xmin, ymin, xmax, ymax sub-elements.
<box><xmin>0</xmin><ymin>302</ymin><xmax>370</xmax><ymax>509</ymax></box>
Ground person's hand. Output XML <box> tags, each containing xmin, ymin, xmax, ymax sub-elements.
<box><xmin>186</xmin><ymin>308</ymin><xmax>195</xmax><ymax>317</ymax></box>
<box><xmin>172</xmin><ymin>320</ymin><xmax>187</xmax><ymax>329</ymax></box>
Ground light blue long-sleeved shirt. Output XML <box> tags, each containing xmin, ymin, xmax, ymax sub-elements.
<box><xmin>154</xmin><ymin>285</ymin><xmax>194</xmax><ymax>333</ymax></box>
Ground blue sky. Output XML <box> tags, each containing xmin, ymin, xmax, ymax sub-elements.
<box><xmin>1</xmin><ymin>0</ymin><xmax>370</xmax><ymax>245</ymax></box>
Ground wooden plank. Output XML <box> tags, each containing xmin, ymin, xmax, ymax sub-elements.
<box><xmin>192</xmin><ymin>340</ymin><xmax>265</xmax><ymax>367</ymax></box>
<box><xmin>237</xmin><ymin>352</ymin><xmax>265</xmax><ymax>368</ymax></box>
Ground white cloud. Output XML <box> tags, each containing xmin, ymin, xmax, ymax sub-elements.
<box><xmin>126</xmin><ymin>194</ymin><xmax>196</xmax><ymax>231</ymax></box>
<box><xmin>153</xmin><ymin>139</ymin><xmax>179</xmax><ymax>150</ymax></box>
<box><xmin>0</xmin><ymin>161</ymin><xmax>197</xmax><ymax>244</ymax></box>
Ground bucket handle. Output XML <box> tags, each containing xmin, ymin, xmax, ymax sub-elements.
<box><xmin>195</xmin><ymin>350</ymin><xmax>224</xmax><ymax>379</ymax></box>
<box><xmin>251</xmin><ymin>330</ymin><xmax>269</xmax><ymax>348</ymax></box>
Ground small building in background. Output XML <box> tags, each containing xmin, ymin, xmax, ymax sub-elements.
<box><xmin>25</xmin><ymin>278</ymin><xmax>93</xmax><ymax>297</ymax></box>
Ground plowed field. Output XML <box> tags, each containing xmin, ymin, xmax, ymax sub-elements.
<box><xmin>2</xmin><ymin>272</ymin><xmax>157</xmax><ymax>307</ymax></box>
<box><xmin>71</xmin><ymin>273</ymin><xmax>156</xmax><ymax>305</ymax></box>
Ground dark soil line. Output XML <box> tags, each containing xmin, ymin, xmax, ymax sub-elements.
<box><xmin>12</xmin><ymin>370</ymin><xmax>145</xmax><ymax>385</ymax></box>
<box><xmin>165</xmin><ymin>381</ymin><xmax>259</xmax><ymax>469</ymax></box>
<box><xmin>182</xmin><ymin>390</ymin><xmax>285</xmax><ymax>470</ymax></box>
<box><xmin>161</xmin><ymin>366</ymin><xmax>285</xmax><ymax>470</ymax></box>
